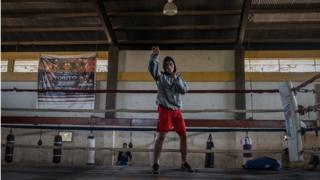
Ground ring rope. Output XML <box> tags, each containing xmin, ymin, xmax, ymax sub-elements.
<box><xmin>1</xmin><ymin>144</ymin><xmax>319</xmax><ymax>154</ymax></box>
<box><xmin>0</xmin><ymin>88</ymin><xmax>279</xmax><ymax>93</ymax></box>
<box><xmin>2</xmin><ymin>124</ymin><xmax>319</xmax><ymax>132</ymax></box>
<box><xmin>2</xmin><ymin>107</ymin><xmax>285</xmax><ymax>113</ymax></box>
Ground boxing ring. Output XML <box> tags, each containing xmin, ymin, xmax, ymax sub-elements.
<box><xmin>1</xmin><ymin>73</ymin><xmax>320</xmax><ymax>169</ymax></box>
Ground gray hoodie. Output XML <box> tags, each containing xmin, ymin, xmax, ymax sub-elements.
<box><xmin>148</xmin><ymin>53</ymin><xmax>189</xmax><ymax>110</ymax></box>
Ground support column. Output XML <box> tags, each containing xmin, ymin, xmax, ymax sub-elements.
<box><xmin>105</xmin><ymin>45</ymin><xmax>119</xmax><ymax>118</ymax></box>
<box><xmin>7</xmin><ymin>59</ymin><xmax>15</xmax><ymax>72</ymax></box>
<box><xmin>316</xmin><ymin>84</ymin><xmax>320</xmax><ymax>147</ymax></box>
<box><xmin>234</xmin><ymin>44</ymin><xmax>246</xmax><ymax>120</ymax></box>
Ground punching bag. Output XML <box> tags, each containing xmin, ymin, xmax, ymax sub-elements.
<box><xmin>205</xmin><ymin>134</ymin><xmax>214</xmax><ymax>168</ymax></box>
<box><xmin>5</xmin><ymin>131</ymin><xmax>15</xmax><ymax>163</ymax></box>
<box><xmin>53</xmin><ymin>134</ymin><xmax>62</xmax><ymax>163</ymax></box>
<box><xmin>87</xmin><ymin>135</ymin><xmax>95</xmax><ymax>165</ymax></box>
<box><xmin>241</xmin><ymin>135</ymin><xmax>253</xmax><ymax>166</ymax></box>
<box><xmin>128</xmin><ymin>142</ymin><xmax>133</xmax><ymax>149</ymax></box>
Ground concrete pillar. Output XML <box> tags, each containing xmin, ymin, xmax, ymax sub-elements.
<box><xmin>7</xmin><ymin>59</ymin><xmax>15</xmax><ymax>72</ymax></box>
<box><xmin>234</xmin><ymin>44</ymin><xmax>246</xmax><ymax>120</ymax></box>
<box><xmin>316</xmin><ymin>84</ymin><xmax>320</xmax><ymax>147</ymax></box>
<box><xmin>105</xmin><ymin>45</ymin><xmax>119</xmax><ymax>118</ymax></box>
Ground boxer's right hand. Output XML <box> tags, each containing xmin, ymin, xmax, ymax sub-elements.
<box><xmin>152</xmin><ymin>46</ymin><xmax>160</xmax><ymax>55</ymax></box>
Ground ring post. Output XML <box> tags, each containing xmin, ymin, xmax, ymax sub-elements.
<box><xmin>279</xmin><ymin>81</ymin><xmax>304</xmax><ymax>162</ymax></box>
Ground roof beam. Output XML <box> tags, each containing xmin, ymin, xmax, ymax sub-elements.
<box><xmin>250</xmin><ymin>3</ymin><xmax>320</xmax><ymax>13</ymax></box>
<box><xmin>95</xmin><ymin>0</ymin><xmax>117</xmax><ymax>45</ymax></box>
<box><xmin>2</xmin><ymin>43</ymin><xmax>320</xmax><ymax>51</ymax></box>
<box><xmin>3</xmin><ymin>38</ymin><xmax>317</xmax><ymax>46</ymax></box>
<box><xmin>251</xmin><ymin>8</ymin><xmax>320</xmax><ymax>14</ymax></box>
<box><xmin>247</xmin><ymin>22</ymin><xmax>320</xmax><ymax>30</ymax></box>
<box><xmin>113</xmin><ymin>25</ymin><xmax>238</xmax><ymax>31</ymax></box>
<box><xmin>118</xmin><ymin>39</ymin><xmax>235</xmax><ymax>44</ymax></box>
<box><xmin>236</xmin><ymin>0</ymin><xmax>252</xmax><ymax>44</ymax></box>
<box><xmin>2</xmin><ymin>40</ymin><xmax>109</xmax><ymax>46</ymax></box>
<box><xmin>246</xmin><ymin>38</ymin><xmax>320</xmax><ymax>43</ymax></box>
<box><xmin>2</xmin><ymin>26</ymin><xmax>104</xmax><ymax>33</ymax></box>
<box><xmin>2</xmin><ymin>0</ymin><xmax>94</xmax><ymax>2</ymax></box>
<box><xmin>108</xmin><ymin>10</ymin><xmax>241</xmax><ymax>17</ymax></box>
<box><xmin>3</xmin><ymin>12</ymin><xmax>98</xmax><ymax>20</ymax></box>
<box><xmin>115</xmin><ymin>38</ymin><xmax>319</xmax><ymax>46</ymax></box>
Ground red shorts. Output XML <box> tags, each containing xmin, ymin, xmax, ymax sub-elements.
<box><xmin>156</xmin><ymin>105</ymin><xmax>186</xmax><ymax>136</ymax></box>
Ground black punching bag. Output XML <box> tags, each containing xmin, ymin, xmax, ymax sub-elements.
<box><xmin>53</xmin><ymin>134</ymin><xmax>62</xmax><ymax>163</ymax></box>
<box><xmin>5</xmin><ymin>131</ymin><xmax>15</xmax><ymax>163</ymax></box>
<box><xmin>205</xmin><ymin>134</ymin><xmax>214</xmax><ymax>168</ymax></box>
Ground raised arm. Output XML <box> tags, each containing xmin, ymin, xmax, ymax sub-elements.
<box><xmin>148</xmin><ymin>46</ymin><xmax>161</xmax><ymax>81</ymax></box>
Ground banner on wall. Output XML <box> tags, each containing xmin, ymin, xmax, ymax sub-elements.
<box><xmin>37</xmin><ymin>53</ymin><xmax>96</xmax><ymax>109</ymax></box>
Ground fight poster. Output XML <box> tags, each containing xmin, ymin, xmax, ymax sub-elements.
<box><xmin>38</xmin><ymin>54</ymin><xmax>96</xmax><ymax>109</ymax></box>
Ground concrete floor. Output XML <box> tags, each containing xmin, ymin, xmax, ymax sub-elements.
<box><xmin>1</xmin><ymin>164</ymin><xmax>320</xmax><ymax>180</ymax></box>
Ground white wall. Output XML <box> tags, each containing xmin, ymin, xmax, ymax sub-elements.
<box><xmin>118</xmin><ymin>50</ymin><xmax>234</xmax><ymax>72</ymax></box>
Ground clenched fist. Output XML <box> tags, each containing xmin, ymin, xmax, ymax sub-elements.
<box><xmin>152</xmin><ymin>46</ymin><xmax>160</xmax><ymax>55</ymax></box>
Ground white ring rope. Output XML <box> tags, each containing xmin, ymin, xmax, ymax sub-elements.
<box><xmin>2</xmin><ymin>107</ymin><xmax>284</xmax><ymax>113</ymax></box>
<box><xmin>1</xmin><ymin>144</ymin><xmax>319</xmax><ymax>154</ymax></box>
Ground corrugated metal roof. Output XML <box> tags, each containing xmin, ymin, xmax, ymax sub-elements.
<box><xmin>1</xmin><ymin>0</ymin><xmax>320</xmax><ymax>51</ymax></box>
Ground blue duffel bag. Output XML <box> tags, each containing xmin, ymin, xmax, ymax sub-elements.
<box><xmin>244</xmin><ymin>157</ymin><xmax>281</xmax><ymax>170</ymax></box>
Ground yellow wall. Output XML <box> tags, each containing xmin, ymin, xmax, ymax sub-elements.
<box><xmin>246</xmin><ymin>50</ymin><xmax>320</xmax><ymax>59</ymax></box>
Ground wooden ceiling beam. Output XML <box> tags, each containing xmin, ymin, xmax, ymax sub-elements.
<box><xmin>117</xmin><ymin>38</ymin><xmax>320</xmax><ymax>45</ymax></box>
<box><xmin>251</xmin><ymin>8</ymin><xmax>320</xmax><ymax>13</ymax></box>
<box><xmin>113</xmin><ymin>25</ymin><xmax>238</xmax><ymax>31</ymax></box>
<box><xmin>236</xmin><ymin>0</ymin><xmax>252</xmax><ymax>44</ymax></box>
<box><xmin>3</xmin><ymin>12</ymin><xmax>98</xmax><ymax>20</ymax></box>
<box><xmin>4</xmin><ymin>24</ymin><xmax>319</xmax><ymax>33</ymax></box>
<box><xmin>118</xmin><ymin>39</ymin><xmax>236</xmax><ymax>44</ymax></box>
<box><xmin>95</xmin><ymin>0</ymin><xmax>117</xmax><ymax>44</ymax></box>
<box><xmin>2</xmin><ymin>0</ymin><xmax>94</xmax><ymax>2</ymax></box>
<box><xmin>246</xmin><ymin>38</ymin><xmax>320</xmax><ymax>43</ymax></box>
<box><xmin>250</xmin><ymin>3</ymin><xmax>320</xmax><ymax>13</ymax></box>
<box><xmin>108</xmin><ymin>10</ymin><xmax>241</xmax><ymax>17</ymax></box>
<box><xmin>2</xmin><ymin>26</ymin><xmax>104</xmax><ymax>33</ymax></box>
<box><xmin>2</xmin><ymin>40</ymin><xmax>109</xmax><ymax>46</ymax></box>
<box><xmin>247</xmin><ymin>22</ymin><xmax>320</xmax><ymax>30</ymax></box>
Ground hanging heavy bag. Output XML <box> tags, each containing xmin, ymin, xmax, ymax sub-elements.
<box><xmin>87</xmin><ymin>135</ymin><xmax>95</xmax><ymax>165</ymax></box>
<box><xmin>128</xmin><ymin>141</ymin><xmax>133</xmax><ymax>149</ymax></box>
<box><xmin>241</xmin><ymin>136</ymin><xmax>253</xmax><ymax>166</ymax></box>
<box><xmin>5</xmin><ymin>131</ymin><xmax>15</xmax><ymax>163</ymax></box>
<box><xmin>53</xmin><ymin>134</ymin><xmax>62</xmax><ymax>163</ymax></box>
<box><xmin>205</xmin><ymin>134</ymin><xmax>214</xmax><ymax>168</ymax></box>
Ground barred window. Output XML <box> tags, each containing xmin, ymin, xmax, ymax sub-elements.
<box><xmin>59</xmin><ymin>131</ymin><xmax>73</xmax><ymax>142</ymax></box>
<box><xmin>1</xmin><ymin>60</ymin><xmax>8</xmax><ymax>72</ymax></box>
<box><xmin>96</xmin><ymin>59</ymin><xmax>108</xmax><ymax>72</ymax></box>
<box><xmin>279</xmin><ymin>59</ymin><xmax>316</xmax><ymax>72</ymax></box>
<box><xmin>14</xmin><ymin>60</ymin><xmax>39</xmax><ymax>72</ymax></box>
<box><xmin>245</xmin><ymin>59</ymin><xmax>279</xmax><ymax>72</ymax></box>
<box><xmin>316</xmin><ymin>59</ymin><xmax>320</xmax><ymax>72</ymax></box>
<box><xmin>246</xmin><ymin>58</ymin><xmax>318</xmax><ymax>72</ymax></box>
